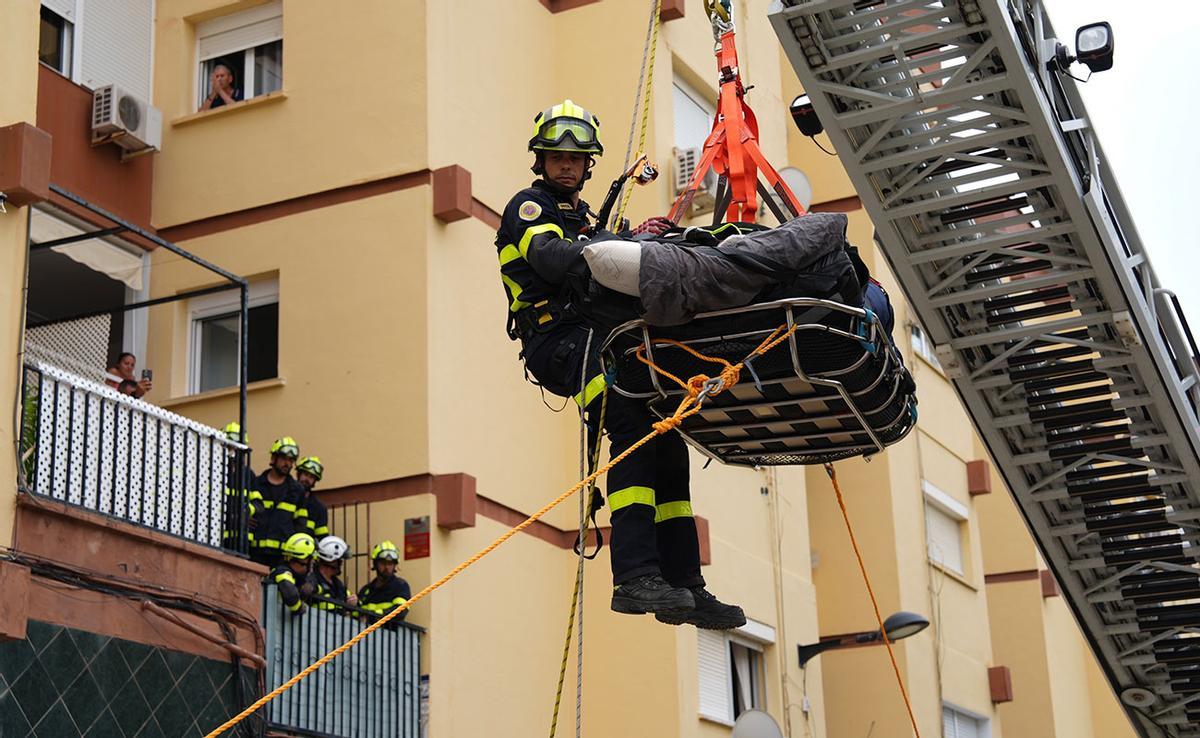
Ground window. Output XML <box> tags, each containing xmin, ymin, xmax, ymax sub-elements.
<box><xmin>39</xmin><ymin>5</ymin><xmax>74</xmax><ymax>75</ymax></box>
<box><xmin>196</xmin><ymin>1</ymin><xmax>283</xmax><ymax>110</ymax></box>
<box><xmin>698</xmin><ymin>622</ymin><xmax>774</xmax><ymax>725</ymax></box>
<box><xmin>923</xmin><ymin>480</ymin><xmax>968</xmax><ymax>576</ymax></box>
<box><xmin>673</xmin><ymin>79</ymin><xmax>715</xmax><ymax>151</ymax></box>
<box><xmin>943</xmin><ymin>704</ymin><xmax>989</xmax><ymax>738</ymax></box>
<box><xmin>910</xmin><ymin>321</ymin><xmax>943</xmax><ymax>370</ymax></box>
<box><xmin>189</xmin><ymin>280</ymin><xmax>279</xmax><ymax>393</ymax></box>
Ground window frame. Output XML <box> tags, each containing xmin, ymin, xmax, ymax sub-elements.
<box><xmin>39</xmin><ymin>4</ymin><xmax>75</xmax><ymax>77</ymax></box>
<box><xmin>923</xmin><ymin>479</ymin><xmax>969</xmax><ymax>576</ymax></box>
<box><xmin>942</xmin><ymin>702</ymin><xmax>991</xmax><ymax>738</ymax></box>
<box><xmin>909</xmin><ymin>321</ymin><xmax>943</xmax><ymax>371</ymax></box>
<box><xmin>672</xmin><ymin>77</ymin><xmax>716</xmax><ymax>152</ymax></box>
<box><xmin>697</xmin><ymin>620</ymin><xmax>775</xmax><ymax>726</ymax></box>
<box><xmin>188</xmin><ymin>279</ymin><xmax>279</xmax><ymax>394</ymax></box>
<box><xmin>194</xmin><ymin>0</ymin><xmax>283</xmax><ymax>110</ymax></box>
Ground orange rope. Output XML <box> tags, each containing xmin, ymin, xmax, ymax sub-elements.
<box><xmin>205</xmin><ymin>323</ymin><xmax>803</xmax><ymax>737</ymax></box>
<box><xmin>825</xmin><ymin>463</ymin><xmax>923</xmax><ymax>737</ymax></box>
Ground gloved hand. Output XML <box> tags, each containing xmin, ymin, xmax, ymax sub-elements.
<box><xmin>631</xmin><ymin>216</ymin><xmax>674</xmax><ymax>237</ymax></box>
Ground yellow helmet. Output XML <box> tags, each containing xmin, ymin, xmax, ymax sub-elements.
<box><xmin>282</xmin><ymin>533</ymin><xmax>316</xmax><ymax>561</ymax></box>
<box><xmin>223</xmin><ymin>421</ymin><xmax>247</xmax><ymax>444</ymax></box>
<box><xmin>371</xmin><ymin>540</ymin><xmax>400</xmax><ymax>562</ymax></box>
<box><xmin>269</xmin><ymin>436</ymin><xmax>299</xmax><ymax>459</ymax></box>
<box><xmin>297</xmin><ymin>456</ymin><xmax>324</xmax><ymax>481</ymax></box>
<box><xmin>528</xmin><ymin>99</ymin><xmax>603</xmax><ymax>156</ymax></box>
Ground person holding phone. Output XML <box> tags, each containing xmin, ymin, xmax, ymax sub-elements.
<box><xmin>105</xmin><ymin>352</ymin><xmax>152</xmax><ymax>398</ymax></box>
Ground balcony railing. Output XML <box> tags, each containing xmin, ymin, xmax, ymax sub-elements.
<box><xmin>18</xmin><ymin>361</ymin><xmax>251</xmax><ymax>553</ymax></box>
<box><xmin>263</xmin><ymin>584</ymin><xmax>423</xmax><ymax>738</ymax></box>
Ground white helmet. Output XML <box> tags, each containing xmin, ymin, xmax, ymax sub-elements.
<box><xmin>316</xmin><ymin>535</ymin><xmax>350</xmax><ymax>563</ymax></box>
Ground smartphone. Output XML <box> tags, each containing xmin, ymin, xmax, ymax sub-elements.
<box><xmin>142</xmin><ymin>369</ymin><xmax>153</xmax><ymax>381</ymax></box>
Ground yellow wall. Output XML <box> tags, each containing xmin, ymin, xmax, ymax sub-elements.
<box><xmin>0</xmin><ymin>0</ymin><xmax>42</xmax><ymax>548</ymax></box>
<box><xmin>152</xmin><ymin>0</ymin><xmax>430</xmax><ymax>227</ymax></box>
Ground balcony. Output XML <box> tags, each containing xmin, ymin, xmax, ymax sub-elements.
<box><xmin>262</xmin><ymin>584</ymin><xmax>423</xmax><ymax>737</ymax></box>
<box><xmin>18</xmin><ymin>360</ymin><xmax>250</xmax><ymax>552</ymax></box>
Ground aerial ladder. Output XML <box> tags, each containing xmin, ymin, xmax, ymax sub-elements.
<box><xmin>770</xmin><ymin>1</ymin><xmax>1200</xmax><ymax>735</ymax></box>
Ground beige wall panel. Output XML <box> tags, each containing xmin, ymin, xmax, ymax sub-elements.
<box><xmin>424</xmin><ymin>0</ymin><xmax>558</xmax><ymax>214</ymax></box>
<box><xmin>1043</xmin><ymin>596</ymin><xmax>1102</xmax><ymax>738</ymax></box>
<box><xmin>1</xmin><ymin>0</ymin><xmax>40</xmax><ymax>548</ymax></box>
<box><xmin>821</xmin><ymin>647</ymin><xmax>925</xmax><ymax>738</ymax></box>
<box><xmin>145</xmin><ymin>190</ymin><xmax>430</xmax><ymax>487</ymax></box>
<box><xmin>153</xmin><ymin>0</ymin><xmax>430</xmax><ymax>226</ymax></box>
<box><xmin>987</xmin><ymin>579</ymin><xmax>1056</xmax><ymax>736</ymax></box>
<box><xmin>975</xmin><ymin>464</ymin><xmax>1041</xmax><ymax>575</ymax></box>
<box><xmin>425</xmin><ymin>213</ymin><xmax>585</xmax><ymax>529</ymax></box>
<box><xmin>1086</xmin><ymin>649</ymin><xmax>1139</xmax><ymax>738</ymax></box>
<box><xmin>427</xmin><ymin>516</ymin><xmax>598</xmax><ymax>738</ymax></box>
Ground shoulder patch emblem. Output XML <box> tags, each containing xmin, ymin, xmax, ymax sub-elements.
<box><xmin>518</xmin><ymin>201</ymin><xmax>542</xmax><ymax>221</ymax></box>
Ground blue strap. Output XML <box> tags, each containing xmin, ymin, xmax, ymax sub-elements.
<box><xmin>854</xmin><ymin>308</ymin><xmax>878</xmax><ymax>355</ymax></box>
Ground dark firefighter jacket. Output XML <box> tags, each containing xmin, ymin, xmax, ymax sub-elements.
<box><xmin>249</xmin><ymin>471</ymin><xmax>308</xmax><ymax>554</ymax></box>
<box><xmin>308</xmin><ymin>569</ymin><xmax>350</xmax><ymax>612</ymax></box>
<box><xmin>358</xmin><ymin>575</ymin><xmax>412</xmax><ymax>622</ymax></box>
<box><xmin>269</xmin><ymin>564</ymin><xmax>307</xmax><ymax>615</ymax></box>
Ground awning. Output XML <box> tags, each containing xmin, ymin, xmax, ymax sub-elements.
<box><xmin>30</xmin><ymin>207</ymin><xmax>145</xmax><ymax>291</ymax></box>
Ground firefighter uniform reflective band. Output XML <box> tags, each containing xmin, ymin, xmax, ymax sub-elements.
<box><xmin>358</xmin><ymin>576</ymin><xmax>412</xmax><ymax>620</ymax></box>
<box><xmin>271</xmin><ymin>567</ymin><xmax>305</xmax><ymax>613</ymax></box>
<box><xmin>574</xmin><ymin>373</ymin><xmax>608</xmax><ymax>408</ymax></box>
<box><xmin>607</xmin><ymin>486</ymin><xmax>655</xmax><ymax>512</ymax></box>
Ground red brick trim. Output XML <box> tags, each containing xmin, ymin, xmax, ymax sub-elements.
<box><xmin>0</xmin><ymin>122</ymin><xmax>52</xmax><ymax>207</ymax></box>
<box><xmin>1040</xmin><ymin>569</ymin><xmax>1060</xmax><ymax>598</ymax></box>
<box><xmin>989</xmin><ymin>665</ymin><xmax>1014</xmax><ymax>703</ymax></box>
<box><xmin>967</xmin><ymin>459</ymin><xmax>993</xmax><ymax>496</ymax></box>
<box><xmin>983</xmin><ymin>569</ymin><xmax>1040</xmax><ymax>584</ymax></box>
<box><xmin>661</xmin><ymin>0</ymin><xmax>685</xmax><ymax>21</ymax></box>
<box><xmin>471</xmin><ymin>198</ymin><xmax>502</xmax><ymax>229</ymax></box>
<box><xmin>432</xmin><ymin>165</ymin><xmax>472</xmax><ymax>223</ymax></box>
<box><xmin>158</xmin><ymin>169</ymin><xmax>433</xmax><ymax>242</ymax></box>
<box><xmin>810</xmin><ymin>195</ymin><xmax>862</xmax><ymax>213</ymax></box>
<box><xmin>0</xmin><ymin>561</ymin><xmax>31</xmax><ymax>641</ymax></box>
<box><xmin>319</xmin><ymin>473</ymin><xmax>711</xmax><ymax>561</ymax></box>
<box><xmin>539</xmin><ymin>0</ymin><xmax>601</xmax><ymax>12</ymax></box>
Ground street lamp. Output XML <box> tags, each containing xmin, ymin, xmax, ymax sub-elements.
<box><xmin>797</xmin><ymin>611</ymin><xmax>930</xmax><ymax>667</ymax></box>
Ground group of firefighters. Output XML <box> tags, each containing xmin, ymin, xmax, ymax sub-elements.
<box><xmin>222</xmin><ymin>424</ymin><xmax>411</xmax><ymax>622</ymax></box>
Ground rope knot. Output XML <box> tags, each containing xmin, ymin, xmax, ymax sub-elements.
<box><xmin>653</xmin><ymin>416</ymin><xmax>683</xmax><ymax>434</ymax></box>
<box><xmin>686</xmin><ymin>375</ymin><xmax>710</xmax><ymax>396</ymax></box>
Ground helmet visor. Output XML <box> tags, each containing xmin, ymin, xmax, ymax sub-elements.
<box><xmin>535</xmin><ymin>118</ymin><xmax>597</xmax><ymax>149</ymax></box>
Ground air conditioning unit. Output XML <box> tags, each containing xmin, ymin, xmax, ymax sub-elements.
<box><xmin>672</xmin><ymin>146</ymin><xmax>719</xmax><ymax>213</ymax></box>
<box><xmin>91</xmin><ymin>85</ymin><xmax>162</xmax><ymax>154</ymax></box>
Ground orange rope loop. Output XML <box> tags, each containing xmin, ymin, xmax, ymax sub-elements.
<box><xmin>825</xmin><ymin>463</ymin><xmax>923</xmax><ymax>738</ymax></box>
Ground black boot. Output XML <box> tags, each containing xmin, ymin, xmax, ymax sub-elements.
<box><xmin>656</xmin><ymin>586</ymin><xmax>746</xmax><ymax>630</ymax></box>
<box><xmin>611</xmin><ymin>574</ymin><xmax>695</xmax><ymax>615</ymax></box>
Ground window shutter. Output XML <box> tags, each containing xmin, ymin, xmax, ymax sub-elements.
<box><xmin>79</xmin><ymin>0</ymin><xmax>154</xmax><ymax>100</ymax></box>
<box><xmin>197</xmin><ymin>1</ymin><xmax>282</xmax><ymax>61</ymax></box>
<box><xmin>925</xmin><ymin>503</ymin><xmax>964</xmax><ymax>574</ymax></box>
<box><xmin>943</xmin><ymin>706</ymin><xmax>957</xmax><ymax>738</ymax></box>
<box><xmin>698</xmin><ymin>631</ymin><xmax>732</xmax><ymax>724</ymax></box>
<box><xmin>42</xmin><ymin>0</ymin><xmax>77</xmax><ymax>21</ymax></box>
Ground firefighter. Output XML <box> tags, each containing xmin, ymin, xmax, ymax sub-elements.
<box><xmin>269</xmin><ymin>532</ymin><xmax>316</xmax><ymax>616</ymax></box>
<box><xmin>296</xmin><ymin>456</ymin><xmax>330</xmax><ymax>540</ymax></box>
<box><xmin>308</xmin><ymin>535</ymin><xmax>358</xmax><ymax>613</ymax></box>
<box><xmin>247</xmin><ymin>437</ymin><xmax>308</xmax><ymax>567</ymax></box>
<box><xmin>493</xmin><ymin>100</ymin><xmax>744</xmax><ymax>629</ymax></box>
<box><xmin>358</xmin><ymin>540</ymin><xmax>411</xmax><ymax>623</ymax></box>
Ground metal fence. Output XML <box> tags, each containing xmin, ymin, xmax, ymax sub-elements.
<box><xmin>263</xmin><ymin>584</ymin><xmax>422</xmax><ymax>738</ymax></box>
<box><xmin>18</xmin><ymin>361</ymin><xmax>251</xmax><ymax>553</ymax></box>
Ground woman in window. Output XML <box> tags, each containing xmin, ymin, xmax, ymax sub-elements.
<box><xmin>105</xmin><ymin>352</ymin><xmax>151</xmax><ymax>398</ymax></box>
<box><xmin>201</xmin><ymin>63</ymin><xmax>243</xmax><ymax>111</ymax></box>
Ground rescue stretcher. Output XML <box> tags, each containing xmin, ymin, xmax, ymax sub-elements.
<box><xmin>602</xmin><ymin>297</ymin><xmax>917</xmax><ymax>466</ymax></box>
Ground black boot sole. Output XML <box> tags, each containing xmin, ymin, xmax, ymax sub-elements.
<box><xmin>655</xmin><ymin>610</ymin><xmax>747</xmax><ymax>630</ymax></box>
<box><xmin>611</xmin><ymin>595</ymin><xmax>694</xmax><ymax>615</ymax></box>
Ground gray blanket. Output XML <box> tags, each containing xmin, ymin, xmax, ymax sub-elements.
<box><xmin>637</xmin><ymin>212</ymin><xmax>852</xmax><ymax>326</ymax></box>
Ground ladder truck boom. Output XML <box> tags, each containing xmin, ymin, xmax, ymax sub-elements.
<box><xmin>770</xmin><ymin>1</ymin><xmax>1200</xmax><ymax>735</ymax></box>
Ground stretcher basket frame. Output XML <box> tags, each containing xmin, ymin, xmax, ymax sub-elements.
<box><xmin>600</xmin><ymin>297</ymin><xmax>917</xmax><ymax>467</ymax></box>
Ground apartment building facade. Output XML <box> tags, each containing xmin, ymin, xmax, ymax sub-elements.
<box><xmin>0</xmin><ymin>1</ymin><xmax>1140</xmax><ymax>737</ymax></box>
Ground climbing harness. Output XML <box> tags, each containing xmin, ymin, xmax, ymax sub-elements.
<box><xmin>668</xmin><ymin>1</ymin><xmax>807</xmax><ymax>224</ymax></box>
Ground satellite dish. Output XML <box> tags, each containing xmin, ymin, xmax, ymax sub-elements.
<box><xmin>778</xmin><ymin>167</ymin><xmax>813</xmax><ymax>211</ymax></box>
<box><xmin>731</xmin><ymin>710</ymin><xmax>784</xmax><ymax>738</ymax></box>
